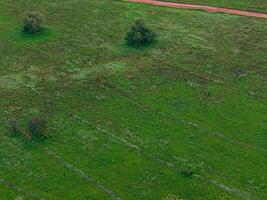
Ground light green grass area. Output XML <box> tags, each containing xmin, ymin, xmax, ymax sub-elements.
<box><xmin>157</xmin><ymin>0</ymin><xmax>267</xmax><ymax>12</ymax></box>
<box><xmin>0</xmin><ymin>0</ymin><xmax>267</xmax><ymax>199</ymax></box>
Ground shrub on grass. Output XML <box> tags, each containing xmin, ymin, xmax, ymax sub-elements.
<box><xmin>6</xmin><ymin>119</ymin><xmax>19</xmax><ymax>136</ymax></box>
<box><xmin>23</xmin><ymin>11</ymin><xmax>44</xmax><ymax>34</ymax></box>
<box><xmin>125</xmin><ymin>20</ymin><xmax>156</xmax><ymax>47</ymax></box>
<box><xmin>181</xmin><ymin>163</ymin><xmax>195</xmax><ymax>177</ymax></box>
<box><xmin>27</xmin><ymin>116</ymin><xmax>47</xmax><ymax>138</ymax></box>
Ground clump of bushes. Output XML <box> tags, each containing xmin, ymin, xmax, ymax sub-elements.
<box><xmin>6</xmin><ymin>115</ymin><xmax>48</xmax><ymax>140</ymax></box>
<box><xmin>125</xmin><ymin>20</ymin><xmax>156</xmax><ymax>47</ymax></box>
<box><xmin>27</xmin><ymin>116</ymin><xmax>47</xmax><ymax>138</ymax></box>
<box><xmin>23</xmin><ymin>11</ymin><xmax>44</xmax><ymax>34</ymax></box>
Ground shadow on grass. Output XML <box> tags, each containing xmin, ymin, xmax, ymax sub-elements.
<box><xmin>6</xmin><ymin>27</ymin><xmax>54</xmax><ymax>46</ymax></box>
<box><xmin>5</xmin><ymin>126</ymin><xmax>48</xmax><ymax>150</ymax></box>
<box><xmin>128</xmin><ymin>40</ymin><xmax>158</xmax><ymax>51</ymax></box>
<box><xmin>116</xmin><ymin>40</ymin><xmax>158</xmax><ymax>56</ymax></box>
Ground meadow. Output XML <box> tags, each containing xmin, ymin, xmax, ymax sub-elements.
<box><xmin>0</xmin><ymin>0</ymin><xmax>267</xmax><ymax>199</ymax></box>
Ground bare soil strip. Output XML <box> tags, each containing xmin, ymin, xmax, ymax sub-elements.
<box><xmin>128</xmin><ymin>0</ymin><xmax>267</xmax><ymax>19</ymax></box>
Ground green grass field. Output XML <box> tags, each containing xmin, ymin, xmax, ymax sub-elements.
<box><xmin>0</xmin><ymin>0</ymin><xmax>267</xmax><ymax>199</ymax></box>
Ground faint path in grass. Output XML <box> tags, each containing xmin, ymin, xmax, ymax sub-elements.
<box><xmin>127</xmin><ymin>0</ymin><xmax>267</xmax><ymax>19</ymax></box>
<box><xmin>10</xmin><ymin>63</ymin><xmax>267</xmax><ymax>155</ymax></box>
<box><xmin>69</xmin><ymin>114</ymin><xmax>256</xmax><ymax>200</ymax></box>
<box><xmin>95</xmin><ymin>126</ymin><xmax>256</xmax><ymax>200</ymax></box>
<box><xmin>0</xmin><ymin>178</ymin><xmax>44</xmax><ymax>200</ymax></box>
<box><xmin>69</xmin><ymin>116</ymin><xmax>255</xmax><ymax>200</ymax></box>
<box><xmin>101</xmin><ymin>80</ymin><xmax>267</xmax><ymax>155</ymax></box>
<box><xmin>6</xmin><ymin>79</ymin><xmax>259</xmax><ymax>199</ymax></box>
<box><xmin>44</xmin><ymin>147</ymin><xmax>123</xmax><ymax>200</ymax></box>
<box><xmin>12</xmin><ymin>73</ymin><xmax>267</xmax><ymax>157</ymax></box>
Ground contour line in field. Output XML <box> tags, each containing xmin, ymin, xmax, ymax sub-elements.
<box><xmin>127</xmin><ymin>0</ymin><xmax>267</xmax><ymax>19</ymax></box>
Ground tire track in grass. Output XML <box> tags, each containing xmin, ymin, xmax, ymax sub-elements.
<box><xmin>130</xmin><ymin>46</ymin><xmax>266</xmax><ymax>100</ymax></box>
<box><xmin>0</xmin><ymin>134</ymin><xmax>122</xmax><ymax>200</ymax></box>
<box><xmin>100</xmin><ymin>79</ymin><xmax>267</xmax><ymax>155</ymax></box>
<box><xmin>70</xmin><ymin>116</ymin><xmax>255</xmax><ymax>200</ymax></box>
<box><xmin>69</xmin><ymin>114</ymin><xmax>255</xmax><ymax>200</ymax></box>
<box><xmin>8</xmin><ymin>49</ymin><xmax>262</xmax><ymax>200</ymax></box>
<box><xmin>126</xmin><ymin>48</ymin><xmax>267</xmax><ymax>154</ymax></box>
<box><xmin>94</xmin><ymin>127</ymin><xmax>255</xmax><ymax>200</ymax></box>
<box><xmin>43</xmin><ymin>147</ymin><xmax>123</xmax><ymax>200</ymax></box>
<box><xmin>10</xmin><ymin>77</ymin><xmax>256</xmax><ymax>200</ymax></box>
<box><xmin>0</xmin><ymin>178</ymin><xmax>44</xmax><ymax>200</ymax></box>
<box><xmin>7</xmin><ymin>78</ymin><xmax>124</xmax><ymax>200</ymax></box>
<box><xmin>0</xmin><ymin>136</ymin><xmax>47</xmax><ymax>200</ymax></box>
<box><xmin>129</xmin><ymin>48</ymin><xmax>222</xmax><ymax>84</ymax></box>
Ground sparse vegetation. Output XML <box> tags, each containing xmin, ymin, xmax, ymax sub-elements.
<box><xmin>125</xmin><ymin>20</ymin><xmax>156</xmax><ymax>47</ymax></box>
<box><xmin>27</xmin><ymin>116</ymin><xmax>47</xmax><ymax>138</ymax></box>
<box><xmin>6</xmin><ymin>119</ymin><xmax>19</xmax><ymax>136</ymax></box>
<box><xmin>23</xmin><ymin>11</ymin><xmax>44</xmax><ymax>34</ymax></box>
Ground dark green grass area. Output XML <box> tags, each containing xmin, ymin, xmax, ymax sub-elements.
<box><xmin>0</xmin><ymin>0</ymin><xmax>267</xmax><ymax>199</ymax></box>
<box><xmin>157</xmin><ymin>0</ymin><xmax>267</xmax><ymax>12</ymax></box>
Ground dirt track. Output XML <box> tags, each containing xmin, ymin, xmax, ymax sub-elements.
<box><xmin>128</xmin><ymin>0</ymin><xmax>267</xmax><ymax>19</ymax></box>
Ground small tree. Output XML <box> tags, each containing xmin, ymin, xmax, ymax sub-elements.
<box><xmin>27</xmin><ymin>116</ymin><xmax>47</xmax><ymax>138</ymax></box>
<box><xmin>23</xmin><ymin>11</ymin><xmax>44</xmax><ymax>34</ymax></box>
<box><xmin>125</xmin><ymin>20</ymin><xmax>156</xmax><ymax>47</ymax></box>
<box><xmin>6</xmin><ymin>119</ymin><xmax>19</xmax><ymax>136</ymax></box>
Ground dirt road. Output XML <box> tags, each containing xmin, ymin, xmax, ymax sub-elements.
<box><xmin>128</xmin><ymin>0</ymin><xmax>267</xmax><ymax>19</ymax></box>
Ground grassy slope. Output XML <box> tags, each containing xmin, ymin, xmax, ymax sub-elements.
<box><xmin>157</xmin><ymin>0</ymin><xmax>267</xmax><ymax>12</ymax></box>
<box><xmin>0</xmin><ymin>0</ymin><xmax>267</xmax><ymax>199</ymax></box>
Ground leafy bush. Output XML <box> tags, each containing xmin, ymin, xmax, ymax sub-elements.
<box><xmin>181</xmin><ymin>163</ymin><xmax>195</xmax><ymax>177</ymax></box>
<box><xmin>27</xmin><ymin>116</ymin><xmax>47</xmax><ymax>138</ymax></box>
<box><xmin>6</xmin><ymin>119</ymin><xmax>19</xmax><ymax>136</ymax></box>
<box><xmin>23</xmin><ymin>11</ymin><xmax>44</xmax><ymax>34</ymax></box>
<box><xmin>125</xmin><ymin>20</ymin><xmax>156</xmax><ymax>47</ymax></box>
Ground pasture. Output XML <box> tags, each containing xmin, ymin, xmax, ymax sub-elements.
<box><xmin>0</xmin><ymin>0</ymin><xmax>266</xmax><ymax>199</ymax></box>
